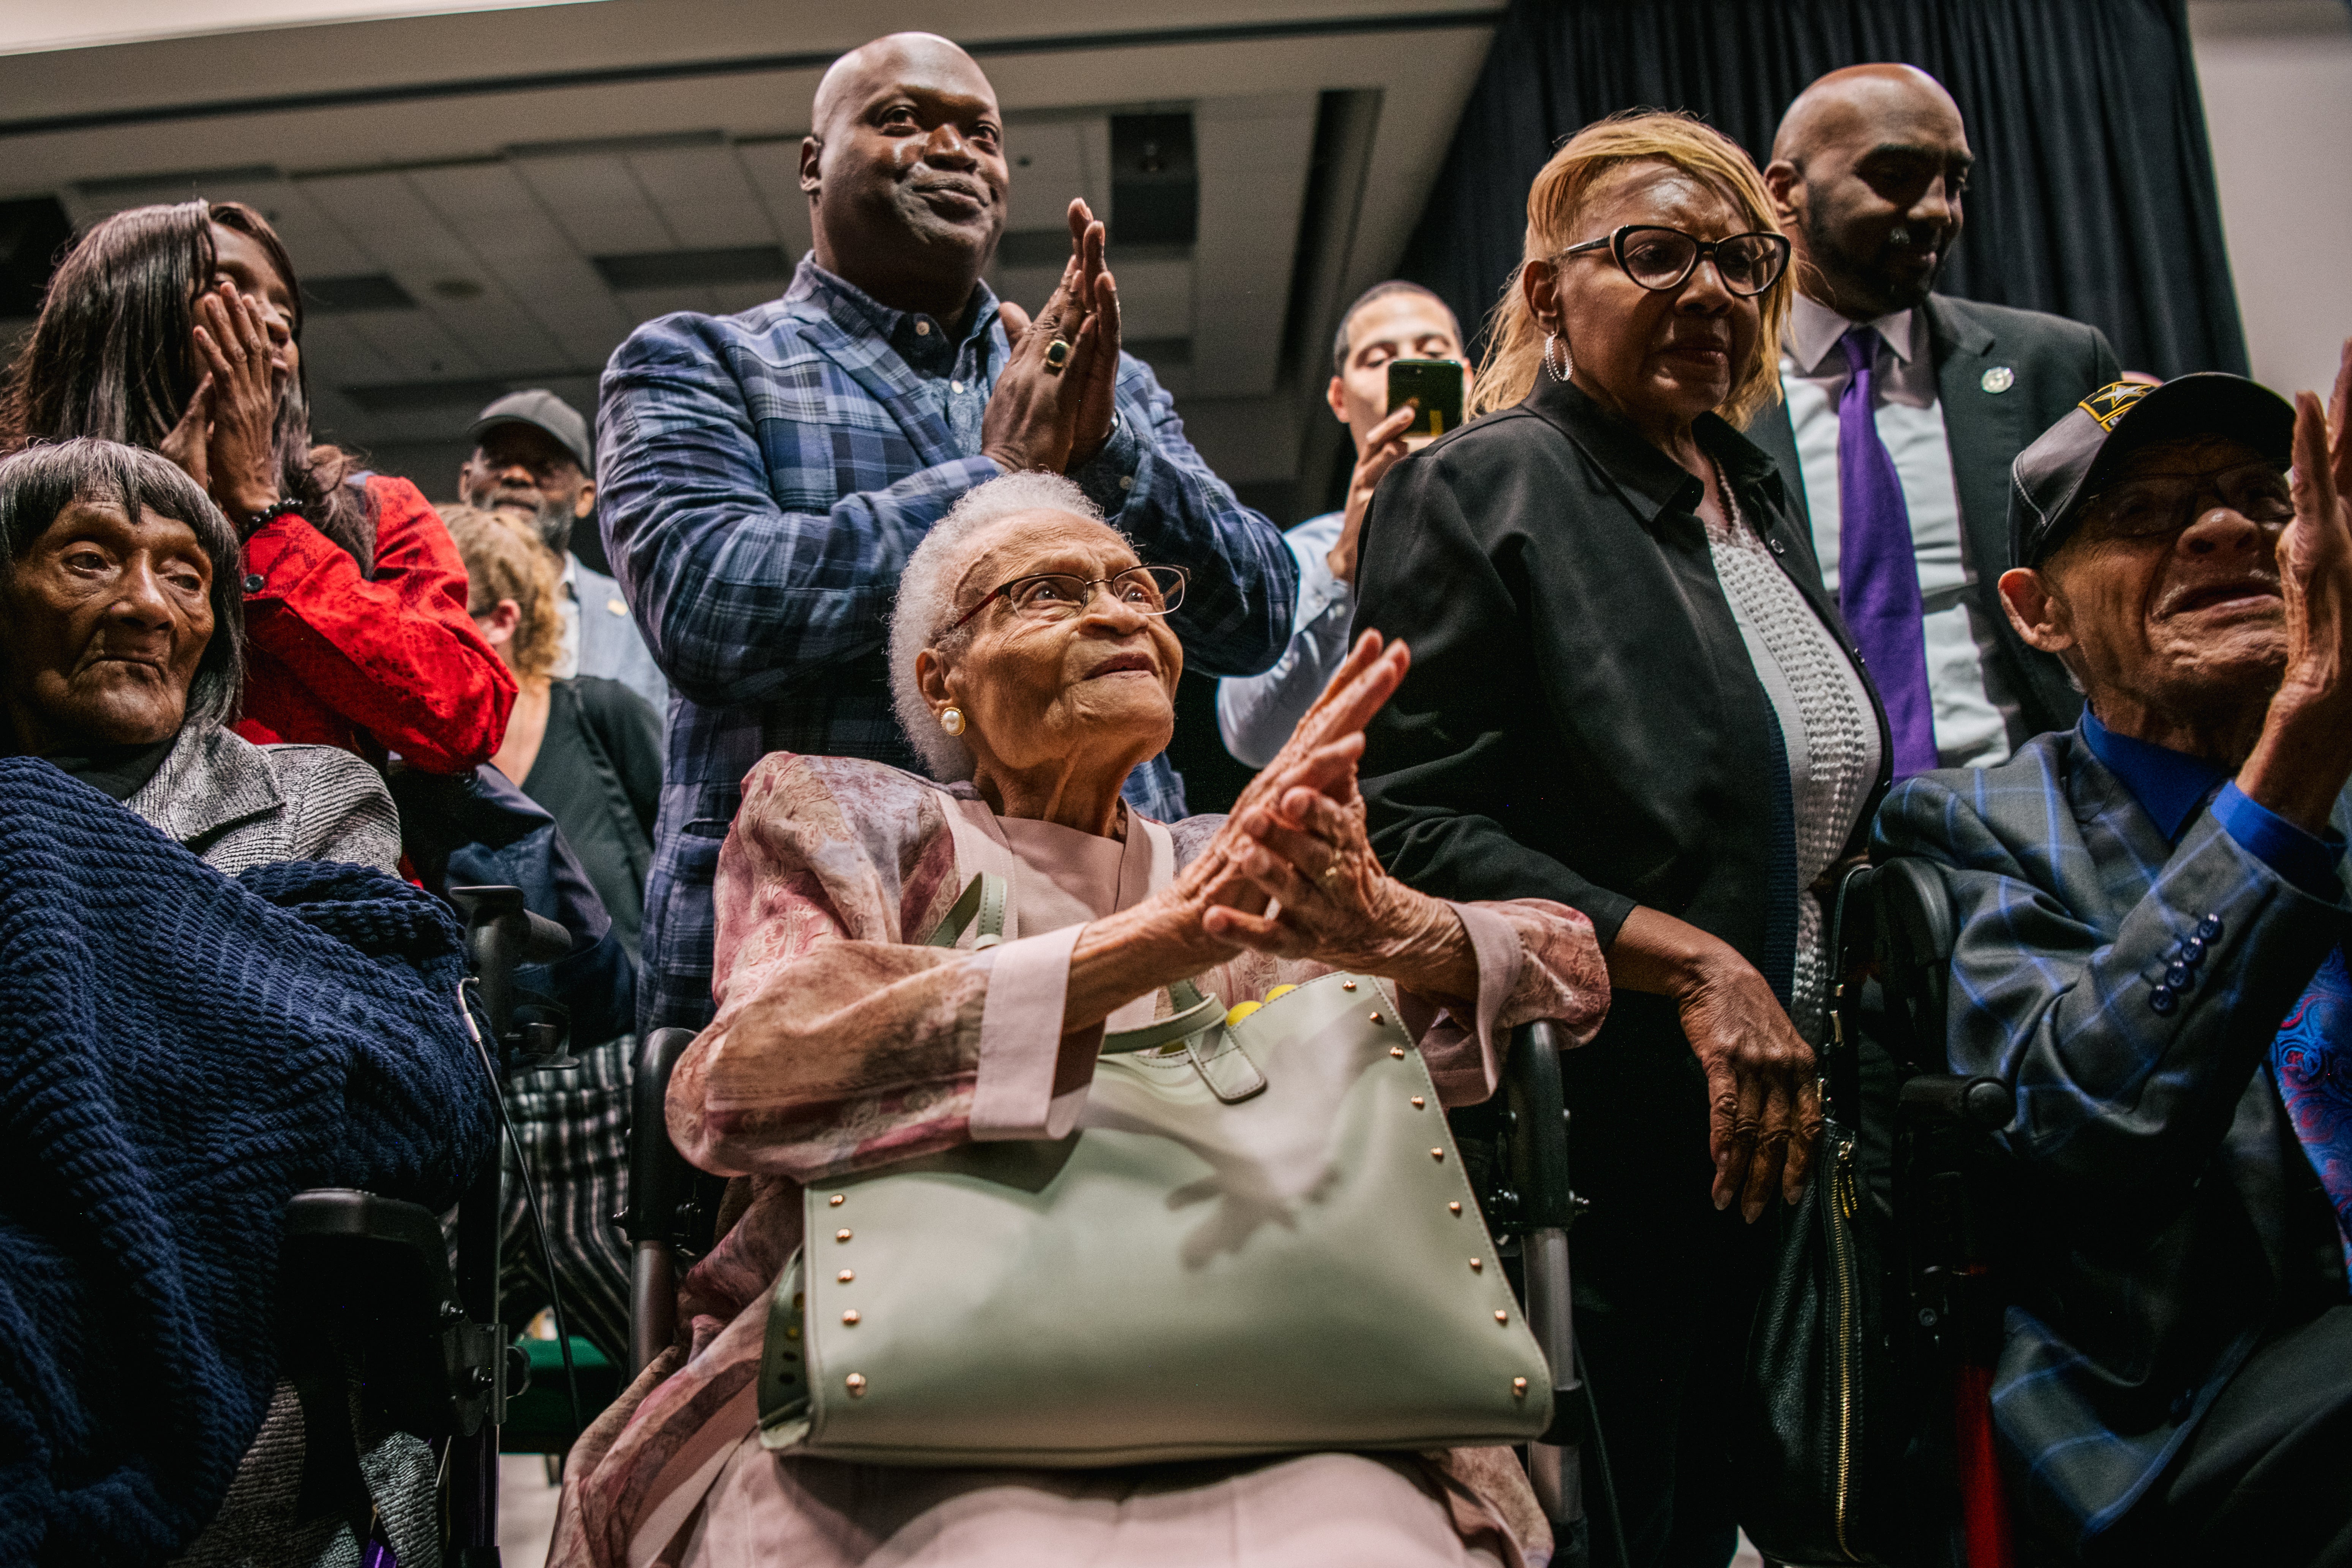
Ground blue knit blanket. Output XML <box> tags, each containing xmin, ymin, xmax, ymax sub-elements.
<box><xmin>0</xmin><ymin>759</ymin><xmax>496</xmax><ymax>1566</ymax></box>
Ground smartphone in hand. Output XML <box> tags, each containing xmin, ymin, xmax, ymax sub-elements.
<box><xmin>1386</xmin><ymin>358</ymin><xmax>1466</xmax><ymax>438</ymax></box>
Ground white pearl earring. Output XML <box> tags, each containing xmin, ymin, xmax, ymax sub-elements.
<box><xmin>939</xmin><ymin>707</ymin><xmax>966</xmax><ymax>736</ymax></box>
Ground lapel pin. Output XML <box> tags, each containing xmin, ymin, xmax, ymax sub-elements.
<box><xmin>1981</xmin><ymin>365</ymin><xmax>2015</xmax><ymax>394</ymax></box>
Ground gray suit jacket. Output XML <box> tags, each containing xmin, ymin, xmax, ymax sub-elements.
<box><xmin>1874</xmin><ymin>726</ymin><xmax>2350</xmax><ymax>1550</ymax></box>
<box><xmin>1751</xmin><ymin>293</ymin><xmax>2120</xmax><ymax>748</ymax></box>
<box><xmin>126</xmin><ymin>726</ymin><xmax>400</xmax><ymax>876</ymax></box>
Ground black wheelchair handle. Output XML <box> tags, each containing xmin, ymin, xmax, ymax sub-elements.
<box><xmin>1898</xmin><ymin>1072</ymin><xmax>2015</xmax><ymax>1131</ymax></box>
<box><xmin>449</xmin><ymin>885</ymin><xmax>571</xmax><ymax>964</ymax></box>
<box><xmin>624</xmin><ymin>1028</ymin><xmax>702</xmax><ymax>1243</ymax></box>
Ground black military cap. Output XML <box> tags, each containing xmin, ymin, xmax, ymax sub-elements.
<box><xmin>2008</xmin><ymin>373</ymin><xmax>2295</xmax><ymax>569</ymax></box>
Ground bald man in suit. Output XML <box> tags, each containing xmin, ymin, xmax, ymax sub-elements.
<box><xmin>1753</xmin><ymin>64</ymin><xmax>2119</xmax><ymax>776</ymax></box>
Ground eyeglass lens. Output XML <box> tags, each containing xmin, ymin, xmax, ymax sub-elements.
<box><xmin>2093</xmin><ymin>462</ymin><xmax>2290</xmax><ymax>539</ymax></box>
<box><xmin>1619</xmin><ymin>228</ymin><xmax>1785</xmax><ymax>296</ymax></box>
<box><xmin>1005</xmin><ymin>566</ymin><xmax>1188</xmax><ymax>619</ymax></box>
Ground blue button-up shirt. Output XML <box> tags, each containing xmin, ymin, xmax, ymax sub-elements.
<box><xmin>597</xmin><ymin>256</ymin><xmax>1298</xmax><ymax>1034</ymax></box>
<box><xmin>2080</xmin><ymin>710</ymin><xmax>2344</xmax><ymax>893</ymax></box>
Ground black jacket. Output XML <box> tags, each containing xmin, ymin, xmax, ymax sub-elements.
<box><xmin>1747</xmin><ymin>293</ymin><xmax>2120</xmax><ymax>747</ymax></box>
<box><xmin>1354</xmin><ymin>374</ymin><xmax>1892</xmax><ymax>986</ymax></box>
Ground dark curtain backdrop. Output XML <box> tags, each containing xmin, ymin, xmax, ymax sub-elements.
<box><xmin>1398</xmin><ymin>0</ymin><xmax>2247</xmax><ymax>383</ymax></box>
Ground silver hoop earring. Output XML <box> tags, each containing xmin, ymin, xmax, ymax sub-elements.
<box><xmin>1543</xmin><ymin>331</ymin><xmax>1573</xmax><ymax>384</ymax></box>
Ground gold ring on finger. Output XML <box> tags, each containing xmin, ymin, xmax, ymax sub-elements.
<box><xmin>1319</xmin><ymin>862</ymin><xmax>1344</xmax><ymax>884</ymax></box>
<box><xmin>1043</xmin><ymin>338</ymin><xmax>1072</xmax><ymax>373</ymax></box>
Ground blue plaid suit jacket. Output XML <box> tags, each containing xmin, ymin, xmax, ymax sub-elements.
<box><xmin>1874</xmin><ymin>724</ymin><xmax>2352</xmax><ymax>1551</ymax></box>
<box><xmin>598</xmin><ymin>259</ymin><xmax>1297</xmax><ymax>1036</ymax></box>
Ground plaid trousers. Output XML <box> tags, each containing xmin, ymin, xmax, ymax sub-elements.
<box><xmin>498</xmin><ymin>1034</ymin><xmax>634</xmax><ymax>1365</ymax></box>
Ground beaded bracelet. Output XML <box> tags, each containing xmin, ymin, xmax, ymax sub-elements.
<box><xmin>242</xmin><ymin>498</ymin><xmax>307</xmax><ymax>537</ymax></box>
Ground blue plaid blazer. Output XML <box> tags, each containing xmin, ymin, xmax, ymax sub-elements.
<box><xmin>1874</xmin><ymin>724</ymin><xmax>2352</xmax><ymax>1551</ymax></box>
<box><xmin>597</xmin><ymin>258</ymin><xmax>1296</xmax><ymax>1036</ymax></box>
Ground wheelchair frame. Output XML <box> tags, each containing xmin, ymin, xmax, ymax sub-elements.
<box><xmin>1822</xmin><ymin>859</ymin><xmax>2019</xmax><ymax>1568</ymax></box>
<box><xmin>277</xmin><ymin>884</ymin><xmax>574</xmax><ymax>1567</ymax></box>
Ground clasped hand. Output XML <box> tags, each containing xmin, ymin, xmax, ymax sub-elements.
<box><xmin>1163</xmin><ymin>633</ymin><xmax>1464</xmax><ymax>987</ymax></box>
<box><xmin>981</xmin><ymin>199</ymin><xmax>1124</xmax><ymax>475</ymax></box>
<box><xmin>159</xmin><ymin>281</ymin><xmax>286</xmax><ymax>526</ymax></box>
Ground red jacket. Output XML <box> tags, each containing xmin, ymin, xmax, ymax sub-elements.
<box><xmin>232</xmin><ymin>475</ymin><xmax>515</xmax><ymax>773</ymax></box>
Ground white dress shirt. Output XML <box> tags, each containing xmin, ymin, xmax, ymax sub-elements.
<box><xmin>1780</xmin><ymin>293</ymin><xmax>2017</xmax><ymax>768</ymax></box>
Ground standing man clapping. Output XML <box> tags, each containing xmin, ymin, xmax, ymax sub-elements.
<box><xmin>597</xmin><ymin>31</ymin><xmax>1297</xmax><ymax>1038</ymax></box>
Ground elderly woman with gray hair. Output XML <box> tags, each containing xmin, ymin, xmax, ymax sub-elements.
<box><xmin>553</xmin><ymin>471</ymin><xmax>1612</xmax><ymax>1568</ymax></box>
<box><xmin>0</xmin><ymin>436</ymin><xmax>394</xmax><ymax>872</ymax></box>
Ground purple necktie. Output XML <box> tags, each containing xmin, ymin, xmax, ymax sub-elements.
<box><xmin>1835</xmin><ymin>326</ymin><xmax>1938</xmax><ymax>776</ymax></box>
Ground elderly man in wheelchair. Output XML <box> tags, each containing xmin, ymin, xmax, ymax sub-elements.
<box><xmin>1872</xmin><ymin>350</ymin><xmax>2352</xmax><ymax>1566</ymax></box>
<box><xmin>0</xmin><ymin>439</ymin><xmax>500</xmax><ymax>1565</ymax></box>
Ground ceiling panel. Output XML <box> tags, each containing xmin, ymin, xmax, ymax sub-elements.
<box><xmin>294</xmin><ymin>312</ymin><xmax>402</xmax><ymax>385</ymax></box>
<box><xmin>334</xmin><ymin>302</ymin><xmax>489</xmax><ymax>381</ymax></box>
<box><xmin>511</xmin><ymin>153</ymin><xmax>674</xmax><ymax>254</ymax></box>
<box><xmin>729</xmin><ymin>139</ymin><xmax>815</xmax><ymax>261</ymax></box>
<box><xmin>1105</xmin><ymin>255</ymin><xmax>1193</xmax><ymax>342</ymax></box>
<box><xmin>403</xmin><ymin>159</ymin><xmax>634</xmax><ymax>365</ymax></box>
<box><xmin>1190</xmin><ymin>92</ymin><xmax>1315</xmax><ymax>399</ymax></box>
<box><xmin>395</xmin><ymin>165</ymin><xmax>577</xmax><ymax>367</ymax></box>
<box><xmin>628</xmin><ymin>144</ymin><xmax>776</xmax><ymax>250</ymax></box>
<box><xmin>1002</xmin><ymin>115</ymin><xmax>1108</xmax><ymax>233</ymax></box>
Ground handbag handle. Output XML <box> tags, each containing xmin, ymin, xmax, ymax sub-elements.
<box><xmin>920</xmin><ymin>873</ymin><xmax>1008</xmax><ymax>950</ymax></box>
<box><xmin>920</xmin><ymin>874</ymin><xmax>1263</xmax><ymax>1101</ymax></box>
<box><xmin>1099</xmin><ymin>983</ymin><xmax>1224</xmax><ymax>1054</ymax></box>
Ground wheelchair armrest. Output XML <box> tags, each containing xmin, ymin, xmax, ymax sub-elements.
<box><xmin>624</xmin><ymin>1027</ymin><xmax>706</xmax><ymax>1374</ymax></box>
<box><xmin>1501</xmin><ymin>1020</ymin><xmax>1580</xmax><ymax>1231</ymax></box>
<box><xmin>1897</xmin><ymin>1074</ymin><xmax>2015</xmax><ymax>1132</ymax></box>
<box><xmin>450</xmin><ymin>884</ymin><xmax>573</xmax><ymax>1069</ymax></box>
<box><xmin>1872</xmin><ymin>858</ymin><xmax>1959</xmax><ymax>1075</ymax></box>
<box><xmin>624</xmin><ymin>1028</ymin><xmax>702</xmax><ymax>1244</ymax></box>
<box><xmin>282</xmin><ymin>1188</ymin><xmax>498</xmax><ymax>1437</ymax></box>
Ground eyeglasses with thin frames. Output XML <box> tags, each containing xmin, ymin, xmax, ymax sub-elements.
<box><xmin>2078</xmin><ymin>459</ymin><xmax>2292</xmax><ymax>542</ymax></box>
<box><xmin>947</xmin><ymin>564</ymin><xmax>1190</xmax><ymax>633</ymax></box>
<box><xmin>1559</xmin><ymin>224</ymin><xmax>1791</xmax><ymax>299</ymax></box>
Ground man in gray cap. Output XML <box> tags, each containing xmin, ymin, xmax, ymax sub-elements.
<box><xmin>458</xmin><ymin>389</ymin><xmax>667</xmax><ymax>713</ymax></box>
<box><xmin>1874</xmin><ymin>348</ymin><xmax>2352</xmax><ymax>1562</ymax></box>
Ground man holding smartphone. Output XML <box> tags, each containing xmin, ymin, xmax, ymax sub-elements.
<box><xmin>1217</xmin><ymin>281</ymin><xmax>1473</xmax><ymax>765</ymax></box>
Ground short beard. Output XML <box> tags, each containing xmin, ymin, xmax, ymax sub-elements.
<box><xmin>524</xmin><ymin>496</ymin><xmax>574</xmax><ymax>560</ymax></box>
<box><xmin>1805</xmin><ymin>205</ymin><xmax>1938</xmax><ymax>317</ymax></box>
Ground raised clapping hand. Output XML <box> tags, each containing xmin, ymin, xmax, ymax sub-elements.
<box><xmin>982</xmin><ymin>199</ymin><xmax>1125</xmax><ymax>476</ymax></box>
<box><xmin>159</xmin><ymin>281</ymin><xmax>286</xmax><ymax>526</ymax></box>
<box><xmin>1172</xmin><ymin>632</ymin><xmax>1414</xmax><ymax>945</ymax></box>
<box><xmin>2238</xmin><ymin>337</ymin><xmax>2352</xmax><ymax>835</ymax></box>
<box><xmin>1058</xmin><ymin>632</ymin><xmax>1413</xmax><ymax>1038</ymax></box>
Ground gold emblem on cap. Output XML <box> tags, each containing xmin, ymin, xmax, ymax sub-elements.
<box><xmin>2078</xmin><ymin>381</ymin><xmax>2152</xmax><ymax>430</ymax></box>
<box><xmin>1980</xmin><ymin>365</ymin><xmax>2015</xmax><ymax>395</ymax></box>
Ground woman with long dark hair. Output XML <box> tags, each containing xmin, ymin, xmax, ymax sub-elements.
<box><xmin>0</xmin><ymin>199</ymin><xmax>513</xmax><ymax>773</ymax></box>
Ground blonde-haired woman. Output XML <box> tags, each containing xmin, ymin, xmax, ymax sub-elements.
<box><xmin>1354</xmin><ymin>111</ymin><xmax>1894</xmax><ymax>1564</ymax></box>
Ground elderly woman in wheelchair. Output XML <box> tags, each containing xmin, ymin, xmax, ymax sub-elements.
<box><xmin>1</xmin><ymin>439</ymin><xmax>492</xmax><ymax>1564</ymax></box>
<box><xmin>553</xmin><ymin>473</ymin><xmax>1612</xmax><ymax>1568</ymax></box>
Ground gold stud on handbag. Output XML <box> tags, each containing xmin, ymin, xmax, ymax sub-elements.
<box><xmin>754</xmin><ymin>874</ymin><xmax>1551</xmax><ymax>1465</ymax></box>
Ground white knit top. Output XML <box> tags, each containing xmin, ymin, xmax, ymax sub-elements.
<box><xmin>1704</xmin><ymin>468</ymin><xmax>1882</xmax><ymax>1043</ymax></box>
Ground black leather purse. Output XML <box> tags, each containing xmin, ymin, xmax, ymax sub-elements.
<box><xmin>1734</xmin><ymin>866</ymin><xmax>1905</xmax><ymax>1566</ymax></box>
<box><xmin>1735</xmin><ymin>1116</ymin><xmax>1903</xmax><ymax>1565</ymax></box>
